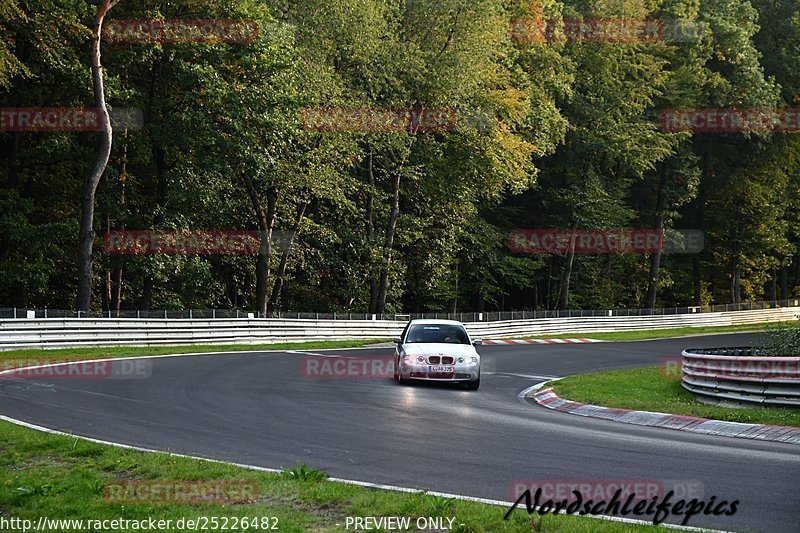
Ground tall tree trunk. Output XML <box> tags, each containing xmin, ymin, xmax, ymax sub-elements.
<box><xmin>140</xmin><ymin>280</ymin><xmax>154</xmax><ymax>311</ymax></box>
<box><xmin>102</xmin><ymin>269</ymin><xmax>110</xmax><ymax>313</ymax></box>
<box><xmin>557</xmin><ymin>221</ymin><xmax>578</xmax><ymax>310</ymax></box>
<box><xmin>110</xmin><ymin>125</ymin><xmax>128</xmax><ymax>316</ymax></box>
<box><xmin>375</xmin><ymin>122</ymin><xmax>420</xmax><ymax>314</ymax></box>
<box><xmin>693</xmin><ymin>148</ymin><xmax>710</xmax><ymax>306</ymax></box>
<box><xmin>376</xmin><ymin>169</ymin><xmax>401</xmax><ymax>314</ymax></box>
<box><xmin>365</xmin><ymin>149</ymin><xmax>378</xmax><ymax>314</ymax></box>
<box><xmin>780</xmin><ymin>264</ymin><xmax>788</xmax><ymax>300</ymax></box>
<box><xmin>475</xmin><ymin>291</ymin><xmax>485</xmax><ymax>313</ymax></box>
<box><xmin>646</xmin><ymin>164</ymin><xmax>669</xmax><ymax>309</ymax></box>
<box><xmin>1</xmin><ymin>133</ymin><xmax>20</xmax><ymax>301</ymax></box>
<box><xmin>103</xmin><ymin>215</ymin><xmax>112</xmax><ymax>312</ymax></box>
<box><xmin>692</xmin><ymin>256</ymin><xmax>701</xmax><ymax>305</ymax></box>
<box><xmin>268</xmin><ymin>202</ymin><xmax>307</xmax><ymax>312</ymax></box>
<box><xmin>140</xmin><ymin>145</ymin><xmax>167</xmax><ymax>310</ymax></box>
<box><xmin>450</xmin><ymin>259</ymin><xmax>458</xmax><ymax>314</ymax></box>
<box><xmin>557</xmin><ymin>241</ymin><xmax>575</xmax><ymax>310</ymax></box>
<box><xmin>243</xmin><ymin>175</ymin><xmax>276</xmax><ymax>317</ymax></box>
<box><xmin>730</xmin><ymin>239</ymin><xmax>741</xmax><ymax>305</ymax></box>
<box><xmin>111</xmin><ymin>266</ymin><xmax>122</xmax><ymax>315</ymax></box>
<box><xmin>76</xmin><ymin>0</ymin><xmax>119</xmax><ymax>311</ymax></box>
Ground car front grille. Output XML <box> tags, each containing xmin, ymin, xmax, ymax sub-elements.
<box><xmin>424</xmin><ymin>356</ymin><xmax>455</xmax><ymax>364</ymax></box>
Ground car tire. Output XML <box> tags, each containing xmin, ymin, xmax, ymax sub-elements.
<box><xmin>466</xmin><ymin>376</ymin><xmax>480</xmax><ymax>390</ymax></box>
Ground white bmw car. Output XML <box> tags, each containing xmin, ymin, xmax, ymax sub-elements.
<box><xmin>393</xmin><ymin>319</ymin><xmax>482</xmax><ymax>390</ymax></box>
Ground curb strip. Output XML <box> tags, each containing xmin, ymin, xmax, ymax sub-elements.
<box><xmin>483</xmin><ymin>338</ymin><xmax>603</xmax><ymax>345</ymax></box>
<box><xmin>531</xmin><ymin>388</ymin><xmax>800</xmax><ymax>445</ymax></box>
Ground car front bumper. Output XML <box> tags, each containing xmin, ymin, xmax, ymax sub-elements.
<box><xmin>399</xmin><ymin>360</ymin><xmax>479</xmax><ymax>381</ymax></box>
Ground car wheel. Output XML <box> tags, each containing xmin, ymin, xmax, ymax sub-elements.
<box><xmin>465</xmin><ymin>376</ymin><xmax>480</xmax><ymax>390</ymax></box>
<box><xmin>397</xmin><ymin>361</ymin><xmax>407</xmax><ymax>384</ymax></box>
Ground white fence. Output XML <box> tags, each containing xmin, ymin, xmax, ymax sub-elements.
<box><xmin>0</xmin><ymin>307</ymin><xmax>797</xmax><ymax>350</ymax></box>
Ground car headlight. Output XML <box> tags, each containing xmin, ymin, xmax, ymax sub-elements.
<box><xmin>470</xmin><ymin>356</ymin><xmax>478</xmax><ymax>364</ymax></box>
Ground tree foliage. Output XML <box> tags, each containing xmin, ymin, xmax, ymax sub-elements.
<box><xmin>1</xmin><ymin>0</ymin><xmax>799</xmax><ymax>312</ymax></box>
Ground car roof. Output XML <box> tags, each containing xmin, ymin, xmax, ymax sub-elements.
<box><xmin>407</xmin><ymin>319</ymin><xmax>465</xmax><ymax>326</ymax></box>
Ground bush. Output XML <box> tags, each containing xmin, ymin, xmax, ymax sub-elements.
<box><xmin>757</xmin><ymin>320</ymin><xmax>800</xmax><ymax>356</ymax></box>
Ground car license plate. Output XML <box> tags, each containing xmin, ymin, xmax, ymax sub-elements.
<box><xmin>428</xmin><ymin>365</ymin><xmax>455</xmax><ymax>373</ymax></box>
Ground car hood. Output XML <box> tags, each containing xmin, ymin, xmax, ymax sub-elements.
<box><xmin>402</xmin><ymin>343</ymin><xmax>478</xmax><ymax>357</ymax></box>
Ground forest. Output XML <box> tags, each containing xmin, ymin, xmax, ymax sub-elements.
<box><xmin>1</xmin><ymin>0</ymin><xmax>799</xmax><ymax>315</ymax></box>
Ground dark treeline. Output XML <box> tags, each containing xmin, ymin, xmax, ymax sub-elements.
<box><xmin>1</xmin><ymin>0</ymin><xmax>799</xmax><ymax>314</ymax></box>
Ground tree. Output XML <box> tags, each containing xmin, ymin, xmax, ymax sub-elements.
<box><xmin>76</xmin><ymin>0</ymin><xmax>120</xmax><ymax>311</ymax></box>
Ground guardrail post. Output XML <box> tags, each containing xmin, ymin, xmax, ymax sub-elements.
<box><xmin>13</xmin><ymin>307</ymin><xmax>16</xmax><ymax>319</ymax></box>
<box><xmin>189</xmin><ymin>309</ymin><xmax>193</xmax><ymax>319</ymax></box>
<box><xmin>77</xmin><ymin>310</ymin><xmax>81</xmax><ymax>318</ymax></box>
<box><xmin>44</xmin><ymin>307</ymin><xmax>48</xmax><ymax>318</ymax></box>
<box><xmin>164</xmin><ymin>310</ymin><xmax>167</xmax><ymax>319</ymax></box>
<box><xmin>137</xmin><ymin>310</ymin><xmax>140</xmax><ymax>319</ymax></box>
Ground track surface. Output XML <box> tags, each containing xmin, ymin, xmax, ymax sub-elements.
<box><xmin>1</xmin><ymin>334</ymin><xmax>798</xmax><ymax>532</ymax></box>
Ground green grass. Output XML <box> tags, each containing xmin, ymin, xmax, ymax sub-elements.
<box><xmin>0</xmin><ymin>340</ymin><xmax>390</xmax><ymax>370</ymax></box>
<box><xmin>0</xmin><ymin>420</ymin><xmax>660</xmax><ymax>532</ymax></box>
<box><xmin>512</xmin><ymin>322</ymin><xmax>777</xmax><ymax>342</ymax></box>
<box><xmin>551</xmin><ymin>367</ymin><xmax>800</xmax><ymax>427</ymax></box>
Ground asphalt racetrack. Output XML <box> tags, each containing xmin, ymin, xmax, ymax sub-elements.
<box><xmin>1</xmin><ymin>333</ymin><xmax>798</xmax><ymax>532</ymax></box>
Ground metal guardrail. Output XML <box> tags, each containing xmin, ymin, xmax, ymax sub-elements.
<box><xmin>1</xmin><ymin>299</ymin><xmax>799</xmax><ymax>321</ymax></box>
<box><xmin>0</xmin><ymin>307</ymin><xmax>797</xmax><ymax>350</ymax></box>
<box><xmin>681</xmin><ymin>348</ymin><xmax>800</xmax><ymax>408</ymax></box>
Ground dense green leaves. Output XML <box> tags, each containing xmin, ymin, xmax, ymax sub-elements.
<box><xmin>1</xmin><ymin>0</ymin><xmax>799</xmax><ymax>312</ymax></box>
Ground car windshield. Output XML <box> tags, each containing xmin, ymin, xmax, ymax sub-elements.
<box><xmin>405</xmin><ymin>324</ymin><xmax>471</xmax><ymax>345</ymax></box>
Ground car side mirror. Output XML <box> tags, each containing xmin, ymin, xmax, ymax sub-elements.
<box><xmin>473</xmin><ymin>339</ymin><xmax>483</xmax><ymax>346</ymax></box>
<box><xmin>393</xmin><ymin>337</ymin><xmax>402</xmax><ymax>344</ymax></box>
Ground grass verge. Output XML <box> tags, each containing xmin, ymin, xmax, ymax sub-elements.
<box><xmin>551</xmin><ymin>367</ymin><xmax>800</xmax><ymax>427</ymax></box>
<box><xmin>0</xmin><ymin>340</ymin><xmax>390</xmax><ymax>370</ymax></box>
<box><xmin>0</xmin><ymin>420</ymin><xmax>659</xmax><ymax>532</ymax></box>
<box><xmin>515</xmin><ymin>322</ymin><xmax>776</xmax><ymax>342</ymax></box>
